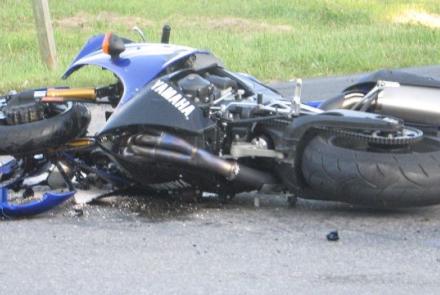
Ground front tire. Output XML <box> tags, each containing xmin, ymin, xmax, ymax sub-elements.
<box><xmin>0</xmin><ymin>103</ymin><xmax>90</xmax><ymax>155</ymax></box>
<box><xmin>300</xmin><ymin>134</ymin><xmax>440</xmax><ymax>208</ymax></box>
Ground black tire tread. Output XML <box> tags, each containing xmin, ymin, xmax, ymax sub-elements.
<box><xmin>0</xmin><ymin>103</ymin><xmax>90</xmax><ymax>155</ymax></box>
<box><xmin>301</xmin><ymin>135</ymin><xmax>440</xmax><ymax>208</ymax></box>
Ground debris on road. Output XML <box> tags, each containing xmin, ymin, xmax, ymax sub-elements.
<box><xmin>69</xmin><ymin>205</ymin><xmax>84</xmax><ymax>217</ymax></box>
<box><xmin>326</xmin><ymin>230</ymin><xmax>339</xmax><ymax>241</ymax></box>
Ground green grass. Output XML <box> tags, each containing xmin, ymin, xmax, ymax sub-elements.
<box><xmin>1</xmin><ymin>0</ymin><xmax>440</xmax><ymax>92</ymax></box>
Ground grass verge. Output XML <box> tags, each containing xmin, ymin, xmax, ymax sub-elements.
<box><xmin>1</xmin><ymin>0</ymin><xmax>440</xmax><ymax>92</ymax></box>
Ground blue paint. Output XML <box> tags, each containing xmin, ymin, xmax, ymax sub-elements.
<box><xmin>0</xmin><ymin>187</ymin><xmax>75</xmax><ymax>218</ymax></box>
<box><xmin>304</xmin><ymin>100</ymin><xmax>322</xmax><ymax>108</ymax></box>
<box><xmin>0</xmin><ymin>158</ymin><xmax>74</xmax><ymax>218</ymax></box>
<box><xmin>0</xmin><ymin>158</ymin><xmax>16</xmax><ymax>175</ymax></box>
<box><xmin>1</xmin><ymin>187</ymin><xmax>7</xmax><ymax>203</ymax></box>
<box><xmin>62</xmin><ymin>34</ymin><xmax>210</xmax><ymax>106</ymax></box>
<box><xmin>62</xmin><ymin>34</ymin><xmax>107</xmax><ymax>70</ymax></box>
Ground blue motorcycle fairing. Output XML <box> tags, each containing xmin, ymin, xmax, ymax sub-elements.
<box><xmin>304</xmin><ymin>101</ymin><xmax>322</xmax><ymax>108</ymax></box>
<box><xmin>62</xmin><ymin>34</ymin><xmax>213</xmax><ymax>106</ymax></box>
<box><xmin>0</xmin><ymin>158</ymin><xmax>75</xmax><ymax>218</ymax></box>
<box><xmin>62</xmin><ymin>35</ymin><xmax>108</xmax><ymax>70</ymax></box>
<box><xmin>0</xmin><ymin>157</ymin><xmax>17</xmax><ymax>175</ymax></box>
<box><xmin>99</xmin><ymin>78</ymin><xmax>216</xmax><ymax>135</ymax></box>
<box><xmin>1</xmin><ymin>187</ymin><xmax>75</xmax><ymax>218</ymax></box>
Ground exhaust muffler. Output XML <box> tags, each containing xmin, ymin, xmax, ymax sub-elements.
<box><xmin>321</xmin><ymin>85</ymin><xmax>440</xmax><ymax>125</ymax></box>
<box><xmin>125</xmin><ymin>133</ymin><xmax>277</xmax><ymax>186</ymax></box>
<box><xmin>375</xmin><ymin>85</ymin><xmax>440</xmax><ymax>125</ymax></box>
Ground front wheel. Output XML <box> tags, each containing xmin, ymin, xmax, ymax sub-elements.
<box><xmin>0</xmin><ymin>103</ymin><xmax>90</xmax><ymax>155</ymax></box>
<box><xmin>299</xmin><ymin>133</ymin><xmax>440</xmax><ymax>208</ymax></box>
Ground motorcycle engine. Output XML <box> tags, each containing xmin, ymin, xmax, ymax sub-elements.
<box><xmin>177</xmin><ymin>74</ymin><xmax>214</xmax><ymax>103</ymax></box>
<box><xmin>177</xmin><ymin>73</ymin><xmax>238</xmax><ymax>104</ymax></box>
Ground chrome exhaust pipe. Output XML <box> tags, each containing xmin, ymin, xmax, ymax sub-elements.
<box><xmin>375</xmin><ymin>85</ymin><xmax>440</xmax><ymax>125</ymax></box>
<box><xmin>321</xmin><ymin>85</ymin><xmax>440</xmax><ymax>125</ymax></box>
<box><xmin>125</xmin><ymin>133</ymin><xmax>277</xmax><ymax>186</ymax></box>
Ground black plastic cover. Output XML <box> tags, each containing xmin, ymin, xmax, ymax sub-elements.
<box><xmin>99</xmin><ymin>78</ymin><xmax>215</xmax><ymax>135</ymax></box>
<box><xmin>205</xmin><ymin>74</ymin><xmax>237</xmax><ymax>90</ymax></box>
<box><xmin>344</xmin><ymin>69</ymin><xmax>440</xmax><ymax>92</ymax></box>
<box><xmin>177</xmin><ymin>74</ymin><xmax>212</xmax><ymax>99</ymax></box>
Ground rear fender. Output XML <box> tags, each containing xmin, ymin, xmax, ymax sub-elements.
<box><xmin>344</xmin><ymin>69</ymin><xmax>440</xmax><ymax>93</ymax></box>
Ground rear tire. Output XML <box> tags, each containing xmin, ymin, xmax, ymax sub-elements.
<box><xmin>0</xmin><ymin>103</ymin><xmax>90</xmax><ymax>155</ymax></box>
<box><xmin>300</xmin><ymin>134</ymin><xmax>440</xmax><ymax>208</ymax></box>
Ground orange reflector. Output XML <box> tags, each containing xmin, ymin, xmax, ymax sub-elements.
<box><xmin>102</xmin><ymin>32</ymin><xmax>112</xmax><ymax>55</ymax></box>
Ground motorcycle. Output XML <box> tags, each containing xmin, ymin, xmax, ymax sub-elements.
<box><xmin>2</xmin><ymin>26</ymin><xmax>440</xmax><ymax>217</ymax></box>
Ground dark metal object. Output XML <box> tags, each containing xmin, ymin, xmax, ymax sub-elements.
<box><xmin>326</xmin><ymin>231</ymin><xmax>339</xmax><ymax>241</ymax></box>
<box><xmin>321</xmin><ymin>71</ymin><xmax>440</xmax><ymax>126</ymax></box>
<box><xmin>257</xmin><ymin>93</ymin><xmax>263</xmax><ymax>105</ymax></box>
<box><xmin>177</xmin><ymin>74</ymin><xmax>213</xmax><ymax>101</ymax></box>
<box><xmin>375</xmin><ymin>86</ymin><xmax>440</xmax><ymax>125</ymax></box>
<box><xmin>126</xmin><ymin>133</ymin><xmax>277</xmax><ymax>186</ymax></box>
<box><xmin>317</xmin><ymin>125</ymin><xmax>423</xmax><ymax>146</ymax></box>
<box><xmin>161</xmin><ymin>25</ymin><xmax>171</xmax><ymax>44</ymax></box>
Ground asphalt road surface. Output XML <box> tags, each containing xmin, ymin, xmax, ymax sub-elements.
<box><xmin>1</xmin><ymin>66</ymin><xmax>440</xmax><ymax>294</ymax></box>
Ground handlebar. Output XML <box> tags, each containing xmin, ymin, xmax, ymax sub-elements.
<box><xmin>1</xmin><ymin>84</ymin><xmax>121</xmax><ymax>106</ymax></box>
<box><xmin>41</xmin><ymin>88</ymin><xmax>96</xmax><ymax>103</ymax></box>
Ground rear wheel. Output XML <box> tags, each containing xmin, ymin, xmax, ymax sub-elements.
<box><xmin>299</xmin><ymin>133</ymin><xmax>440</xmax><ymax>208</ymax></box>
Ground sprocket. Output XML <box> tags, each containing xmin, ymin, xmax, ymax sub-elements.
<box><xmin>317</xmin><ymin>126</ymin><xmax>423</xmax><ymax>146</ymax></box>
